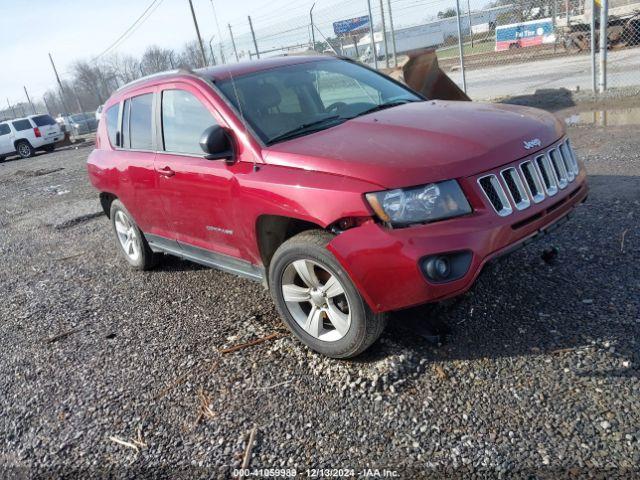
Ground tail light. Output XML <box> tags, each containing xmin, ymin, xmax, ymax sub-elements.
<box><xmin>34</xmin><ymin>127</ymin><xmax>41</xmax><ymax>138</ymax></box>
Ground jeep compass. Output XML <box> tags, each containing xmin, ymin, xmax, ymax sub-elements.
<box><xmin>87</xmin><ymin>56</ymin><xmax>588</xmax><ymax>358</ymax></box>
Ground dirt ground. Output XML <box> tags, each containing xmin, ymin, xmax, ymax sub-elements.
<box><xmin>0</xmin><ymin>96</ymin><xmax>638</xmax><ymax>478</ymax></box>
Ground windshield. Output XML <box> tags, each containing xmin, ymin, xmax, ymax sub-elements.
<box><xmin>217</xmin><ymin>59</ymin><xmax>422</xmax><ymax>145</ymax></box>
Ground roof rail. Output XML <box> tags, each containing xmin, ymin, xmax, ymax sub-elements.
<box><xmin>115</xmin><ymin>67</ymin><xmax>195</xmax><ymax>93</ymax></box>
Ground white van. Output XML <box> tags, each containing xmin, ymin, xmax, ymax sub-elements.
<box><xmin>0</xmin><ymin>114</ymin><xmax>63</xmax><ymax>160</ymax></box>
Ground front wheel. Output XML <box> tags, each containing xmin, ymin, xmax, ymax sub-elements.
<box><xmin>269</xmin><ymin>230</ymin><xmax>386</xmax><ymax>358</ymax></box>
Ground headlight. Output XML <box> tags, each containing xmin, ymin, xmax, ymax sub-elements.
<box><xmin>365</xmin><ymin>180</ymin><xmax>471</xmax><ymax>226</ymax></box>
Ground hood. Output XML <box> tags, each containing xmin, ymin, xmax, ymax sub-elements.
<box><xmin>262</xmin><ymin>101</ymin><xmax>565</xmax><ymax>189</ymax></box>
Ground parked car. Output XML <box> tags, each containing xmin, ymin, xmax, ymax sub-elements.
<box><xmin>67</xmin><ymin>112</ymin><xmax>98</xmax><ymax>137</ymax></box>
<box><xmin>87</xmin><ymin>56</ymin><xmax>588</xmax><ymax>358</ymax></box>
<box><xmin>0</xmin><ymin>114</ymin><xmax>63</xmax><ymax>160</ymax></box>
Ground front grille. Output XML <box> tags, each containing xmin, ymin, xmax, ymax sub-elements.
<box><xmin>478</xmin><ymin>139</ymin><xmax>580</xmax><ymax>217</ymax></box>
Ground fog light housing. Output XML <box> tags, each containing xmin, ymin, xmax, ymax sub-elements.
<box><xmin>421</xmin><ymin>251</ymin><xmax>473</xmax><ymax>284</ymax></box>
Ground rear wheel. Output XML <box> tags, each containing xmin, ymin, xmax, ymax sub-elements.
<box><xmin>16</xmin><ymin>141</ymin><xmax>34</xmax><ymax>159</ymax></box>
<box><xmin>110</xmin><ymin>200</ymin><xmax>160</xmax><ymax>270</ymax></box>
<box><xmin>269</xmin><ymin>230</ymin><xmax>386</xmax><ymax>358</ymax></box>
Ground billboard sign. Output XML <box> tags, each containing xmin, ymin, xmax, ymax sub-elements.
<box><xmin>333</xmin><ymin>15</ymin><xmax>370</xmax><ymax>36</ymax></box>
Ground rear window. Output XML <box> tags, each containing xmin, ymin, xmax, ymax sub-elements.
<box><xmin>12</xmin><ymin>119</ymin><xmax>32</xmax><ymax>131</ymax></box>
<box><xmin>105</xmin><ymin>104</ymin><xmax>119</xmax><ymax>147</ymax></box>
<box><xmin>128</xmin><ymin>94</ymin><xmax>153</xmax><ymax>150</ymax></box>
<box><xmin>31</xmin><ymin>114</ymin><xmax>56</xmax><ymax>127</ymax></box>
<box><xmin>0</xmin><ymin>124</ymin><xmax>10</xmax><ymax>136</ymax></box>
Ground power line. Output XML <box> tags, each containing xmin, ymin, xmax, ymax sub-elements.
<box><xmin>92</xmin><ymin>0</ymin><xmax>164</xmax><ymax>62</ymax></box>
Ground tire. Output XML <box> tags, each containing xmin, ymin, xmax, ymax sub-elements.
<box><xmin>269</xmin><ymin>229</ymin><xmax>386</xmax><ymax>358</ymax></box>
<box><xmin>43</xmin><ymin>144</ymin><xmax>55</xmax><ymax>153</ymax></box>
<box><xmin>16</xmin><ymin>141</ymin><xmax>34</xmax><ymax>159</ymax></box>
<box><xmin>109</xmin><ymin>199</ymin><xmax>160</xmax><ymax>270</ymax></box>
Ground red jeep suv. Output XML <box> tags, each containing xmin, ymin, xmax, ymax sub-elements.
<box><xmin>87</xmin><ymin>56</ymin><xmax>587</xmax><ymax>358</ymax></box>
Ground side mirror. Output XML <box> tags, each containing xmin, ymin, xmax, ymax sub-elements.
<box><xmin>199</xmin><ymin>125</ymin><xmax>234</xmax><ymax>161</ymax></box>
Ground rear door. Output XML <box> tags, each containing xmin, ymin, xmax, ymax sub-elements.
<box><xmin>30</xmin><ymin>114</ymin><xmax>62</xmax><ymax>141</ymax></box>
<box><xmin>0</xmin><ymin>123</ymin><xmax>13</xmax><ymax>155</ymax></box>
<box><xmin>11</xmin><ymin>119</ymin><xmax>36</xmax><ymax>145</ymax></box>
<box><xmin>113</xmin><ymin>89</ymin><xmax>167</xmax><ymax>239</ymax></box>
<box><xmin>154</xmin><ymin>84</ymin><xmax>242</xmax><ymax>260</ymax></box>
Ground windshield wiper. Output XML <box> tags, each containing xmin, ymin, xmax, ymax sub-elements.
<box><xmin>348</xmin><ymin>99</ymin><xmax>420</xmax><ymax>119</ymax></box>
<box><xmin>267</xmin><ymin>115</ymin><xmax>344</xmax><ymax>144</ymax></box>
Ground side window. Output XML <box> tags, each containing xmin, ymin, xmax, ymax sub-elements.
<box><xmin>105</xmin><ymin>104</ymin><xmax>120</xmax><ymax>147</ymax></box>
<box><xmin>129</xmin><ymin>93</ymin><xmax>153</xmax><ymax>150</ymax></box>
<box><xmin>0</xmin><ymin>124</ymin><xmax>10</xmax><ymax>136</ymax></box>
<box><xmin>161</xmin><ymin>89</ymin><xmax>218</xmax><ymax>155</ymax></box>
<box><xmin>12</xmin><ymin>119</ymin><xmax>33</xmax><ymax>131</ymax></box>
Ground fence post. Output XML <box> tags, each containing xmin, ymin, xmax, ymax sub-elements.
<box><xmin>366</xmin><ymin>0</ymin><xmax>378</xmax><ymax>69</ymax></box>
<box><xmin>378</xmin><ymin>0</ymin><xmax>389</xmax><ymax>68</ymax></box>
<box><xmin>455</xmin><ymin>0</ymin><xmax>467</xmax><ymax>93</ymax></box>
<box><xmin>590</xmin><ymin>0</ymin><xmax>597</xmax><ymax>93</ymax></box>
<box><xmin>598</xmin><ymin>0</ymin><xmax>607</xmax><ymax>92</ymax></box>
<box><xmin>248</xmin><ymin>16</ymin><xmax>260</xmax><ymax>59</ymax></box>
<box><xmin>228</xmin><ymin>23</ymin><xmax>239</xmax><ymax>62</ymax></box>
<box><xmin>386</xmin><ymin>0</ymin><xmax>398</xmax><ymax>67</ymax></box>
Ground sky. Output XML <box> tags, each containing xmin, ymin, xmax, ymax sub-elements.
<box><xmin>0</xmin><ymin>0</ymin><xmax>455</xmax><ymax>105</ymax></box>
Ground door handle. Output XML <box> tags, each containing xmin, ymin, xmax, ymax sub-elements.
<box><xmin>158</xmin><ymin>166</ymin><xmax>175</xmax><ymax>177</ymax></box>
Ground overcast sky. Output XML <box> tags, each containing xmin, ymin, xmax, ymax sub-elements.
<box><xmin>0</xmin><ymin>0</ymin><xmax>453</xmax><ymax>104</ymax></box>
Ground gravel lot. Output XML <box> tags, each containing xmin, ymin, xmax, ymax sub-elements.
<box><xmin>0</xmin><ymin>101</ymin><xmax>638</xmax><ymax>478</ymax></box>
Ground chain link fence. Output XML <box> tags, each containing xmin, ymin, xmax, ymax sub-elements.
<box><xmin>220</xmin><ymin>0</ymin><xmax>639</xmax><ymax>100</ymax></box>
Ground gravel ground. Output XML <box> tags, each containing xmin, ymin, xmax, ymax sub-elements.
<box><xmin>0</xmin><ymin>101</ymin><xmax>638</xmax><ymax>479</ymax></box>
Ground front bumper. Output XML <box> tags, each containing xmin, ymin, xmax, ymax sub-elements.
<box><xmin>328</xmin><ymin>161</ymin><xmax>588</xmax><ymax>313</ymax></box>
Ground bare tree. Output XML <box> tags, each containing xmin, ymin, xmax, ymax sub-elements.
<box><xmin>105</xmin><ymin>53</ymin><xmax>142</xmax><ymax>85</ymax></box>
<box><xmin>72</xmin><ymin>61</ymin><xmax>107</xmax><ymax>105</ymax></box>
<box><xmin>140</xmin><ymin>45</ymin><xmax>174</xmax><ymax>74</ymax></box>
<box><xmin>178</xmin><ymin>40</ymin><xmax>206</xmax><ymax>69</ymax></box>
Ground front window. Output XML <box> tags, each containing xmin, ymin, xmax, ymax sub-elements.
<box><xmin>161</xmin><ymin>89</ymin><xmax>218</xmax><ymax>155</ymax></box>
<box><xmin>216</xmin><ymin>59</ymin><xmax>422</xmax><ymax>145</ymax></box>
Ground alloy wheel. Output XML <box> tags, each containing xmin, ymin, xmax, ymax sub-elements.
<box><xmin>18</xmin><ymin>144</ymin><xmax>31</xmax><ymax>157</ymax></box>
<box><xmin>114</xmin><ymin>210</ymin><xmax>141</xmax><ymax>262</ymax></box>
<box><xmin>281</xmin><ymin>259</ymin><xmax>351</xmax><ymax>342</ymax></box>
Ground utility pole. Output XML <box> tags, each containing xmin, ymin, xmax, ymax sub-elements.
<box><xmin>378</xmin><ymin>0</ymin><xmax>389</xmax><ymax>67</ymax></box>
<box><xmin>248</xmin><ymin>16</ymin><xmax>260</xmax><ymax>59</ymax></box>
<box><xmin>24</xmin><ymin>86</ymin><xmax>36</xmax><ymax>114</ymax></box>
<box><xmin>43</xmin><ymin>96</ymin><xmax>52</xmax><ymax>115</ymax></box>
<box><xmin>366</xmin><ymin>0</ymin><xmax>378</xmax><ymax>68</ymax></box>
<box><xmin>209</xmin><ymin>0</ymin><xmax>226</xmax><ymax>64</ymax></box>
<box><xmin>565</xmin><ymin>0</ymin><xmax>570</xmax><ymax>25</ymax></box>
<box><xmin>590</xmin><ymin>0</ymin><xmax>596</xmax><ymax>93</ymax></box>
<box><xmin>599</xmin><ymin>0</ymin><xmax>608</xmax><ymax>92</ymax></box>
<box><xmin>209</xmin><ymin>36</ymin><xmax>217</xmax><ymax>66</ymax></box>
<box><xmin>188</xmin><ymin>0</ymin><xmax>207</xmax><ymax>67</ymax></box>
<box><xmin>48</xmin><ymin>53</ymin><xmax>69</xmax><ymax>113</ymax></box>
<box><xmin>386</xmin><ymin>0</ymin><xmax>398</xmax><ymax>67</ymax></box>
<box><xmin>467</xmin><ymin>0</ymin><xmax>473</xmax><ymax>48</ymax></box>
<box><xmin>6</xmin><ymin>98</ymin><xmax>16</xmax><ymax>118</ymax></box>
<box><xmin>455</xmin><ymin>0</ymin><xmax>467</xmax><ymax>93</ymax></box>
<box><xmin>310</xmin><ymin>3</ymin><xmax>316</xmax><ymax>51</ymax></box>
<box><xmin>228</xmin><ymin>24</ymin><xmax>239</xmax><ymax>62</ymax></box>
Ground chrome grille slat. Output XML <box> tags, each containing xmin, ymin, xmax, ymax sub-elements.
<box><xmin>535</xmin><ymin>154</ymin><xmax>559</xmax><ymax>196</ymax></box>
<box><xmin>478</xmin><ymin>174</ymin><xmax>513</xmax><ymax>217</ymax></box>
<box><xmin>548</xmin><ymin>149</ymin><xmax>569</xmax><ymax>189</ymax></box>
<box><xmin>501</xmin><ymin>167</ymin><xmax>530</xmax><ymax>210</ymax></box>
<box><xmin>519</xmin><ymin>161</ymin><xmax>545</xmax><ymax>203</ymax></box>
<box><xmin>558</xmin><ymin>143</ymin><xmax>576</xmax><ymax>181</ymax></box>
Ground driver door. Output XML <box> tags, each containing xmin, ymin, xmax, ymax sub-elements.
<box><xmin>154</xmin><ymin>84</ymin><xmax>241</xmax><ymax>259</ymax></box>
